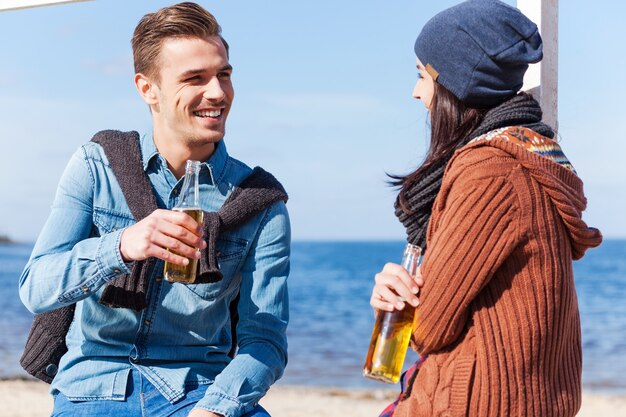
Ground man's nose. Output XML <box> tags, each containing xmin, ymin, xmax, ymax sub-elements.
<box><xmin>203</xmin><ymin>77</ymin><xmax>226</xmax><ymax>101</ymax></box>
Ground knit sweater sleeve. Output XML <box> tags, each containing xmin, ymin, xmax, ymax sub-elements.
<box><xmin>411</xmin><ymin>157</ymin><xmax>523</xmax><ymax>354</ymax></box>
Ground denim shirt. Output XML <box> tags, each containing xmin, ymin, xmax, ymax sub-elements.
<box><xmin>19</xmin><ymin>135</ymin><xmax>290</xmax><ymax>417</ymax></box>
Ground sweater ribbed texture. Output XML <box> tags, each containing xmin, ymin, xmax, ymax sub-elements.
<box><xmin>18</xmin><ymin>304</ymin><xmax>75</xmax><ymax>383</ymax></box>
<box><xmin>393</xmin><ymin>130</ymin><xmax>602</xmax><ymax>417</ymax></box>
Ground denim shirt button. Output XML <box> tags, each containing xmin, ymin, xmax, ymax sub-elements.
<box><xmin>45</xmin><ymin>363</ymin><xmax>58</xmax><ymax>376</ymax></box>
<box><xmin>82</xmin><ymin>285</ymin><xmax>90</xmax><ymax>293</ymax></box>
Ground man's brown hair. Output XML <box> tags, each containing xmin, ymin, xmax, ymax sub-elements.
<box><xmin>131</xmin><ymin>2</ymin><xmax>229</xmax><ymax>81</ymax></box>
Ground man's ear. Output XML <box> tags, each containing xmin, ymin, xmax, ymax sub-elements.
<box><xmin>135</xmin><ymin>73</ymin><xmax>159</xmax><ymax>105</ymax></box>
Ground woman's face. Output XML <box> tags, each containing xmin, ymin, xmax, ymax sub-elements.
<box><xmin>412</xmin><ymin>58</ymin><xmax>435</xmax><ymax>109</ymax></box>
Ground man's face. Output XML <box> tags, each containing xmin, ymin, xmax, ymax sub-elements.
<box><xmin>148</xmin><ymin>35</ymin><xmax>234</xmax><ymax>147</ymax></box>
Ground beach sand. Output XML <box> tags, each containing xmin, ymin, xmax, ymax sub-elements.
<box><xmin>1</xmin><ymin>379</ymin><xmax>625</xmax><ymax>416</ymax></box>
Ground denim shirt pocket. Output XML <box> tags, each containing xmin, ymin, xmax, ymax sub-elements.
<box><xmin>184</xmin><ymin>235</ymin><xmax>248</xmax><ymax>300</ymax></box>
<box><xmin>93</xmin><ymin>207</ymin><xmax>136</xmax><ymax>234</ymax></box>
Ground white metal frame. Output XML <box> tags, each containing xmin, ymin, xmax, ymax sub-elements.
<box><xmin>0</xmin><ymin>0</ymin><xmax>92</xmax><ymax>12</ymax></box>
<box><xmin>518</xmin><ymin>0</ymin><xmax>559</xmax><ymax>130</ymax></box>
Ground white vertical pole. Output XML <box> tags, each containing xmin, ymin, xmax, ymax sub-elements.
<box><xmin>518</xmin><ymin>0</ymin><xmax>559</xmax><ymax>131</ymax></box>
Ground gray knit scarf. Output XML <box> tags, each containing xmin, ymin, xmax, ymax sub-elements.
<box><xmin>395</xmin><ymin>93</ymin><xmax>554</xmax><ymax>250</ymax></box>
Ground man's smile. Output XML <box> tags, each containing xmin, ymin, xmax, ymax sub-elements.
<box><xmin>193</xmin><ymin>108</ymin><xmax>223</xmax><ymax>118</ymax></box>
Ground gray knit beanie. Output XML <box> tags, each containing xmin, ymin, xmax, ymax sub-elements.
<box><xmin>414</xmin><ymin>0</ymin><xmax>543</xmax><ymax>107</ymax></box>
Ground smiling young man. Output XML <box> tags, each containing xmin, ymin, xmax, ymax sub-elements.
<box><xmin>19</xmin><ymin>3</ymin><xmax>290</xmax><ymax>417</ymax></box>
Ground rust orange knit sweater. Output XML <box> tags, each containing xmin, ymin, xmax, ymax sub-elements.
<box><xmin>393</xmin><ymin>129</ymin><xmax>602</xmax><ymax>417</ymax></box>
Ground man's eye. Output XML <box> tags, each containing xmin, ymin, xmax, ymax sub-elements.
<box><xmin>186</xmin><ymin>76</ymin><xmax>201</xmax><ymax>82</ymax></box>
<box><xmin>218</xmin><ymin>72</ymin><xmax>231</xmax><ymax>79</ymax></box>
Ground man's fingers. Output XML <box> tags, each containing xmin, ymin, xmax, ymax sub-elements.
<box><xmin>151</xmin><ymin>231</ymin><xmax>200</xmax><ymax>260</ymax></box>
<box><xmin>147</xmin><ymin>243</ymin><xmax>190</xmax><ymax>266</ymax></box>
<box><xmin>157</xmin><ymin>220</ymin><xmax>206</xmax><ymax>249</ymax></box>
<box><xmin>159</xmin><ymin>209</ymin><xmax>203</xmax><ymax>234</ymax></box>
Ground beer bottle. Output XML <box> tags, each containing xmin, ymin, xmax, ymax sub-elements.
<box><xmin>164</xmin><ymin>160</ymin><xmax>204</xmax><ymax>284</ymax></box>
<box><xmin>363</xmin><ymin>243</ymin><xmax>422</xmax><ymax>383</ymax></box>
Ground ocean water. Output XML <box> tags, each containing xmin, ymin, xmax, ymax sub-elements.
<box><xmin>1</xmin><ymin>240</ymin><xmax>624</xmax><ymax>393</ymax></box>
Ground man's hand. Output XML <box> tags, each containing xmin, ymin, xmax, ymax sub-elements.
<box><xmin>119</xmin><ymin>209</ymin><xmax>206</xmax><ymax>266</ymax></box>
<box><xmin>188</xmin><ymin>409</ymin><xmax>223</xmax><ymax>417</ymax></box>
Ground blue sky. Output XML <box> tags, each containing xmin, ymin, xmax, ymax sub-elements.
<box><xmin>1</xmin><ymin>0</ymin><xmax>624</xmax><ymax>242</ymax></box>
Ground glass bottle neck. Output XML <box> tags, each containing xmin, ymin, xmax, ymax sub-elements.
<box><xmin>176</xmin><ymin>160</ymin><xmax>201</xmax><ymax>209</ymax></box>
<box><xmin>401</xmin><ymin>243</ymin><xmax>422</xmax><ymax>277</ymax></box>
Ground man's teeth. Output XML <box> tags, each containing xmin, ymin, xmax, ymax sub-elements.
<box><xmin>194</xmin><ymin>110</ymin><xmax>221</xmax><ymax>117</ymax></box>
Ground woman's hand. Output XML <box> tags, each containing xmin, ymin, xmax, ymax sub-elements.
<box><xmin>370</xmin><ymin>263</ymin><xmax>424</xmax><ymax>312</ymax></box>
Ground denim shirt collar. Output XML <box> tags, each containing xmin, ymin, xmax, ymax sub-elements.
<box><xmin>140</xmin><ymin>134</ymin><xmax>229</xmax><ymax>185</ymax></box>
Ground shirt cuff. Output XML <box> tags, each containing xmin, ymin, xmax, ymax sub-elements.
<box><xmin>95</xmin><ymin>228</ymin><xmax>131</xmax><ymax>281</ymax></box>
<box><xmin>194</xmin><ymin>392</ymin><xmax>249</xmax><ymax>417</ymax></box>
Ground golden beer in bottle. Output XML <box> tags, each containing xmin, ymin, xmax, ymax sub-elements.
<box><xmin>164</xmin><ymin>160</ymin><xmax>203</xmax><ymax>284</ymax></box>
<box><xmin>363</xmin><ymin>243</ymin><xmax>421</xmax><ymax>384</ymax></box>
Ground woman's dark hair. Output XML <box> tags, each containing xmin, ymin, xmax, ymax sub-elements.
<box><xmin>392</xmin><ymin>82</ymin><xmax>487</xmax><ymax>213</ymax></box>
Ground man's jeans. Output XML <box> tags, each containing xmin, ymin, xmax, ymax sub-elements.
<box><xmin>51</xmin><ymin>369</ymin><xmax>271</xmax><ymax>417</ymax></box>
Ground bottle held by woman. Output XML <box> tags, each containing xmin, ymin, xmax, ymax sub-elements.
<box><xmin>364</xmin><ymin>244</ymin><xmax>421</xmax><ymax>384</ymax></box>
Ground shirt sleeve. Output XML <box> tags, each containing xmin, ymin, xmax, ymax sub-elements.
<box><xmin>195</xmin><ymin>201</ymin><xmax>290</xmax><ymax>417</ymax></box>
<box><xmin>411</xmin><ymin>169</ymin><xmax>523</xmax><ymax>354</ymax></box>
<box><xmin>18</xmin><ymin>145</ymin><xmax>130</xmax><ymax>314</ymax></box>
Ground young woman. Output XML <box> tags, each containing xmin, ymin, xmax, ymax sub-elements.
<box><xmin>370</xmin><ymin>1</ymin><xmax>602</xmax><ymax>416</ymax></box>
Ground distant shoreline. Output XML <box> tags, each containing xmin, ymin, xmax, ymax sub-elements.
<box><xmin>0</xmin><ymin>235</ymin><xmax>15</xmax><ymax>244</ymax></box>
